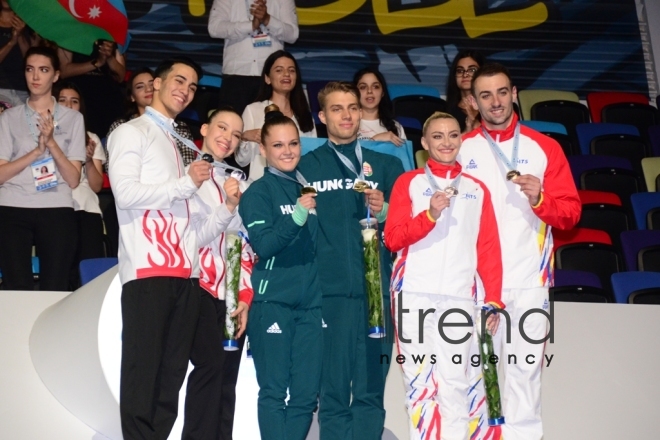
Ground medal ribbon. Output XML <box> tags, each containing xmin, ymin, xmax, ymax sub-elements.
<box><xmin>267</xmin><ymin>167</ymin><xmax>311</xmax><ymax>187</ymax></box>
<box><xmin>481</xmin><ymin>123</ymin><xmax>520</xmax><ymax>173</ymax></box>
<box><xmin>328</xmin><ymin>140</ymin><xmax>365</xmax><ymax>181</ymax></box>
<box><xmin>145</xmin><ymin>108</ymin><xmax>246</xmax><ymax>180</ymax></box>
<box><xmin>424</xmin><ymin>164</ymin><xmax>461</xmax><ymax>194</ymax></box>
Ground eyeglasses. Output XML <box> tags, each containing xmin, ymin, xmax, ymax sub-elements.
<box><xmin>455</xmin><ymin>67</ymin><xmax>478</xmax><ymax>77</ymax></box>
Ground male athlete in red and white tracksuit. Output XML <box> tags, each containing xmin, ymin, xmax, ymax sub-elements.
<box><xmin>386</xmin><ymin>157</ymin><xmax>504</xmax><ymax>440</ymax></box>
<box><xmin>459</xmin><ymin>110</ymin><xmax>580</xmax><ymax>439</ymax></box>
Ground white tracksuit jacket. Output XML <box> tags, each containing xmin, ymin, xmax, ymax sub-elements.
<box><xmin>188</xmin><ymin>167</ymin><xmax>254</xmax><ymax>304</ymax></box>
<box><xmin>108</xmin><ymin>108</ymin><xmax>233</xmax><ymax>284</ymax></box>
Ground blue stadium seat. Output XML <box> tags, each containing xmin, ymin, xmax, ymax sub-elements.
<box><xmin>79</xmin><ymin>258</ymin><xmax>118</xmax><ymax>286</ymax></box>
<box><xmin>575</xmin><ymin>123</ymin><xmax>639</xmax><ymax>155</ymax></box>
<box><xmin>388</xmin><ymin>84</ymin><xmax>440</xmax><ymax>100</ymax></box>
<box><xmin>520</xmin><ymin>120</ymin><xmax>567</xmax><ymax>135</ymax></box>
<box><xmin>631</xmin><ymin>193</ymin><xmax>660</xmax><ymax>229</ymax></box>
<box><xmin>611</xmin><ymin>271</ymin><xmax>660</xmax><ymax>304</ymax></box>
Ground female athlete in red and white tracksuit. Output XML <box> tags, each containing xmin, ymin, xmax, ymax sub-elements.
<box><xmin>385</xmin><ymin>158</ymin><xmax>503</xmax><ymax>440</ymax></box>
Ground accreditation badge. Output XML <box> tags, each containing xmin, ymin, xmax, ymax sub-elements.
<box><xmin>31</xmin><ymin>156</ymin><xmax>58</xmax><ymax>192</ymax></box>
<box><xmin>251</xmin><ymin>25</ymin><xmax>272</xmax><ymax>47</ymax></box>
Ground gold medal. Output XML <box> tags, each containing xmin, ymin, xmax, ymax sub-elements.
<box><xmin>353</xmin><ymin>180</ymin><xmax>370</xmax><ymax>193</ymax></box>
<box><xmin>506</xmin><ymin>170</ymin><xmax>521</xmax><ymax>181</ymax></box>
<box><xmin>301</xmin><ymin>186</ymin><xmax>317</xmax><ymax>196</ymax></box>
<box><xmin>444</xmin><ymin>186</ymin><xmax>458</xmax><ymax>198</ymax></box>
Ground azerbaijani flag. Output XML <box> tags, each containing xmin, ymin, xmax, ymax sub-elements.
<box><xmin>8</xmin><ymin>0</ymin><xmax>128</xmax><ymax>55</ymax></box>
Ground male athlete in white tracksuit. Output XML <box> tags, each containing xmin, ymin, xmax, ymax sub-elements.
<box><xmin>385</xmin><ymin>112</ymin><xmax>504</xmax><ymax>440</ymax></box>
<box><xmin>458</xmin><ymin>64</ymin><xmax>580</xmax><ymax>440</ymax></box>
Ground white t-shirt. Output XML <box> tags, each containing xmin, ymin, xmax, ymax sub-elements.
<box><xmin>208</xmin><ymin>0</ymin><xmax>299</xmax><ymax>76</ymax></box>
<box><xmin>235</xmin><ymin>100</ymin><xmax>317</xmax><ymax>180</ymax></box>
<box><xmin>357</xmin><ymin>118</ymin><xmax>407</xmax><ymax>141</ymax></box>
<box><xmin>72</xmin><ymin>132</ymin><xmax>107</xmax><ymax>214</ymax></box>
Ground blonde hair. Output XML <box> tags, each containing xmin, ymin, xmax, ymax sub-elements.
<box><xmin>422</xmin><ymin>111</ymin><xmax>459</xmax><ymax>136</ymax></box>
<box><xmin>317</xmin><ymin>81</ymin><xmax>360</xmax><ymax>111</ymax></box>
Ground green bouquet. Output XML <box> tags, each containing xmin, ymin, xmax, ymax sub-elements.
<box><xmin>223</xmin><ymin>231</ymin><xmax>242</xmax><ymax>351</ymax></box>
<box><xmin>477</xmin><ymin>307</ymin><xmax>505</xmax><ymax>426</ymax></box>
<box><xmin>360</xmin><ymin>218</ymin><xmax>385</xmax><ymax>338</ymax></box>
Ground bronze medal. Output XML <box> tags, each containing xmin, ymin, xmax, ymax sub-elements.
<box><xmin>353</xmin><ymin>180</ymin><xmax>370</xmax><ymax>193</ymax></box>
<box><xmin>444</xmin><ymin>186</ymin><xmax>458</xmax><ymax>198</ymax></box>
<box><xmin>506</xmin><ymin>170</ymin><xmax>521</xmax><ymax>181</ymax></box>
<box><xmin>301</xmin><ymin>186</ymin><xmax>317</xmax><ymax>196</ymax></box>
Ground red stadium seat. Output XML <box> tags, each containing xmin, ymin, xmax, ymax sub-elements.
<box><xmin>578</xmin><ymin>190</ymin><xmax>622</xmax><ymax>206</ymax></box>
<box><xmin>586</xmin><ymin>92</ymin><xmax>649</xmax><ymax>123</ymax></box>
<box><xmin>552</xmin><ymin>227</ymin><xmax>612</xmax><ymax>249</ymax></box>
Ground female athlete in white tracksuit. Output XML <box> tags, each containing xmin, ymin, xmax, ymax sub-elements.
<box><xmin>183</xmin><ymin>108</ymin><xmax>255</xmax><ymax>439</ymax></box>
<box><xmin>385</xmin><ymin>112</ymin><xmax>504</xmax><ymax>440</ymax></box>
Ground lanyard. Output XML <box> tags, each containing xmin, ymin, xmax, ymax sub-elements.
<box><xmin>145</xmin><ymin>108</ymin><xmax>246</xmax><ymax>180</ymax></box>
<box><xmin>328</xmin><ymin>140</ymin><xmax>365</xmax><ymax>181</ymax></box>
<box><xmin>424</xmin><ymin>164</ymin><xmax>461</xmax><ymax>197</ymax></box>
<box><xmin>481</xmin><ymin>123</ymin><xmax>520</xmax><ymax>173</ymax></box>
<box><xmin>24</xmin><ymin>97</ymin><xmax>60</xmax><ymax>147</ymax></box>
<box><xmin>267</xmin><ymin>167</ymin><xmax>310</xmax><ymax>187</ymax></box>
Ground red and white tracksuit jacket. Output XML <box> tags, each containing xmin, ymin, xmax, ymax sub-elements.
<box><xmin>108</xmin><ymin>108</ymin><xmax>200</xmax><ymax>284</ymax></box>
<box><xmin>189</xmin><ymin>167</ymin><xmax>254</xmax><ymax>305</ymax></box>
<box><xmin>458</xmin><ymin>114</ymin><xmax>581</xmax><ymax>289</ymax></box>
<box><xmin>385</xmin><ymin>159</ymin><xmax>503</xmax><ymax>307</ymax></box>
<box><xmin>385</xmin><ymin>159</ymin><xmax>504</xmax><ymax>440</ymax></box>
<box><xmin>458</xmin><ymin>115</ymin><xmax>580</xmax><ymax>440</ymax></box>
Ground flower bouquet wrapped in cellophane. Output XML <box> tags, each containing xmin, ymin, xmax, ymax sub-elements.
<box><xmin>476</xmin><ymin>306</ymin><xmax>505</xmax><ymax>426</ymax></box>
<box><xmin>223</xmin><ymin>231</ymin><xmax>243</xmax><ymax>351</ymax></box>
<box><xmin>360</xmin><ymin>218</ymin><xmax>385</xmax><ymax>338</ymax></box>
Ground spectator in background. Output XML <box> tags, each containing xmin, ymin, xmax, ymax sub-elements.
<box><xmin>208</xmin><ymin>0</ymin><xmax>299</xmax><ymax>114</ymax></box>
<box><xmin>353</xmin><ymin>67</ymin><xmax>406</xmax><ymax>147</ymax></box>
<box><xmin>0</xmin><ymin>46</ymin><xmax>85</xmax><ymax>291</ymax></box>
<box><xmin>55</xmin><ymin>82</ymin><xmax>106</xmax><ymax>288</ymax></box>
<box><xmin>57</xmin><ymin>39</ymin><xmax>125</xmax><ymax>135</ymax></box>
<box><xmin>446</xmin><ymin>50</ymin><xmax>485</xmax><ymax>133</ymax></box>
<box><xmin>236</xmin><ymin>50</ymin><xmax>315</xmax><ymax>180</ymax></box>
<box><xmin>107</xmin><ymin>67</ymin><xmax>196</xmax><ymax>166</ymax></box>
<box><xmin>0</xmin><ymin>0</ymin><xmax>32</xmax><ymax>107</ymax></box>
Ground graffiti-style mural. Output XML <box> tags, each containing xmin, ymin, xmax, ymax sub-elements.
<box><xmin>123</xmin><ymin>0</ymin><xmax>649</xmax><ymax>96</ymax></box>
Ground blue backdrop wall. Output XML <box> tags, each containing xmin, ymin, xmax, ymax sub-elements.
<box><xmin>122</xmin><ymin>0</ymin><xmax>652</xmax><ymax>97</ymax></box>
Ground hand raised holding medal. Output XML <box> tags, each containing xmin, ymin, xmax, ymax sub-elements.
<box><xmin>428</xmin><ymin>191</ymin><xmax>451</xmax><ymax>220</ymax></box>
<box><xmin>509</xmin><ymin>173</ymin><xmax>542</xmax><ymax>206</ymax></box>
<box><xmin>300</xmin><ymin>186</ymin><xmax>317</xmax><ymax>215</ymax></box>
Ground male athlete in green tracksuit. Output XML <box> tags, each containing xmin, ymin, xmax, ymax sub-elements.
<box><xmin>239</xmin><ymin>113</ymin><xmax>322</xmax><ymax>440</ymax></box>
<box><xmin>298</xmin><ymin>82</ymin><xmax>404</xmax><ymax>440</ymax></box>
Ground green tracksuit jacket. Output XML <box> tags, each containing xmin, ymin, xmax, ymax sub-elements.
<box><xmin>298</xmin><ymin>140</ymin><xmax>404</xmax><ymax>440</ymax></box>
<box><xmin>239</xmin><ymin>169</ymin><xmax>321</xmax><ymax>309</ymax></box>
<box><xmin>239</xmin><ymin>168</ymin><xmax>322</xmax><ymax>440</ymax></box>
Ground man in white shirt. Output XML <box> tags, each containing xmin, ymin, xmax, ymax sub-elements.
<box><xmin>208</xmin><ymin>0</ymin><xmax>299</xmax><ymax>114</ymax></box>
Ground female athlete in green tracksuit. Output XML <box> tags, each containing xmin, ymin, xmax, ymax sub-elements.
<box><xmin>238</xmin><ymin>108</ymin><xmax>322</xmax><ymax>440</ymax></box>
